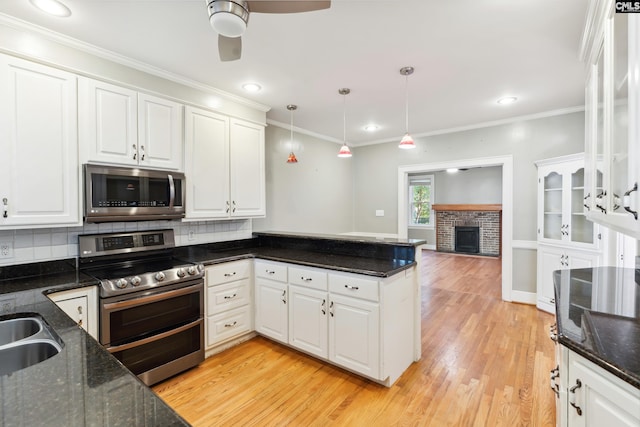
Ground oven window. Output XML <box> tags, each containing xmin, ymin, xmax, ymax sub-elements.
<box><xmin>107</xmin><ymin>289</ymin><xmax>201</xmax><ymax>345</ymax></box>
<box><xmin>111</xmin><ymin>322</ymin><xmax>202</xmax><ymax>376</ymax></box>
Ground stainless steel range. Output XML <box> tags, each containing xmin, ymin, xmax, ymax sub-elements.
<box><xmin>79</xmin><ymin>229</ymin><xmax>204</xmax><ymax>386</ymax></box>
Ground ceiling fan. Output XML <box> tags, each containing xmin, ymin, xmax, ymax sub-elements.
<box><xmin>207</xmin><ymin>0</ymin><xmax>331</xmax><ymax>61</ymax></box>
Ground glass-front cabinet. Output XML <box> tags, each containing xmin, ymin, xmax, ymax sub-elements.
<box><xmin>581</xmin><ymin>0</ymin><xmax>640</xmax><ymax>239</ymax></box>
<box><xmin>537</xmin><ymin>154</ymin><xmax>600</xmax><ymax>249</ymax></box>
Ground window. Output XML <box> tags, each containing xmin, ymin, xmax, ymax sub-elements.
<box><xmin>408</xmin><ymin>174</ymin><xmax>434</xmax><ymax>227</ymax></box>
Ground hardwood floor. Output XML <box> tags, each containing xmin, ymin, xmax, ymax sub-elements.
<box><xmin>153</xmin><ymin>251</ymin><xmax>556</xmax><ymax>426</ymax></box>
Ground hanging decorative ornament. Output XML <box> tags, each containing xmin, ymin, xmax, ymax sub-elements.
<box><xmin>337</xmin><ymin>88</ymin><xmax>352</xmax><ymax>158</ymax></box>
<box><xmin>399</xmin><ymin>66</ymin><xmax>416</xmax><ymax>149</ymax></box>
<box><xmin>286</xmin><ymin>104</ymin><xmax>298</xmax><ymax>163</ymax></box>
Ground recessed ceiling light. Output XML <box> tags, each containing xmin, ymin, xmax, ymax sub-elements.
<box><xmin>446</xmin><ymin>168</ymin><xmax>459</xmax><ymax>173</ymax></box>
<box><xmin>497</xmin><ymin>96</ymin><xmax>518</xmax><ymax>105</ymax></box>
<box><xmin>29</xmin><ymin>0</ymin><xmax>72</xmax><ymax>17</ymax></box>
<box><xmin>242</xmin><ymin>83</ymin><xmax>261</xmax><ymax>93</ymax></box>
<box><xmin>364</xmin><ymin>124</ymin><xmax>379</xmax><ymax>132</ymax></box>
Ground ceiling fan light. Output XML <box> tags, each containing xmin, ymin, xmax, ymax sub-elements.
<box><xmin>398</xmin><ymin>133</ymin><xmax>416</xmax><ymax>149</ymax></box>
<box><xmin>208</xmin><ymin>1</ymin><xmax>249</xmax><ymax>38</ymax></box>
<box><xmin>338</xmin><ymin>144</ymin><xmax>352</xmax><ymax>158</ymax></box>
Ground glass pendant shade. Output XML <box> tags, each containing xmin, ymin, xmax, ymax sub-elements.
<box><xmin>286</xmin><ymin>152</ymin><xmax>298</xmax><ymax>163</ymax></box>
<box><xmin>337</xmin><ymin>143</ymin><xmax>352</xmax><ymax>158</ymax></box>
<box><xmin>399</xmin><ymin>133</ymin><xmax>416</xmax><ymax>149</ymax></box>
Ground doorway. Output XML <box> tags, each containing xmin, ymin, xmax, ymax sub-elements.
<box><xmin>397</xmin><ymin>155</ymin><xmax>513</xmax><ymax>302</ymax></box>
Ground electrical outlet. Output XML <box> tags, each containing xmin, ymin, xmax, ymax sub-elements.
<box><xmin>0</xmin><ymin>241</ymin><xmax>13</xmax><ymax>258</ymax></box>
<box><xmin>188</xmin><ymin>229</ymin><xmax>196</xmax><ymax>241</ymax></box>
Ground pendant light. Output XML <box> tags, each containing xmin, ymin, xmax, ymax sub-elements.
<box><xmin>286</xmin><ymin>104</ymin><xmax>298</xmax><ymax>163</ymax></box>
<box><xmin>337</xmin><ymin>88</ymin><xmax>352</xmax><ymax>158</ymax></box>
<box><xmin>399</xmin><ymin>66</ymin><xmax>416</xmax><ymax>149</ymax></box>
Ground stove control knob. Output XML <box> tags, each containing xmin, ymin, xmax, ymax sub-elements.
<box><xmin>155</xmin><ymin>271</ymin><xmax>166</xmax><ymax>282</ymax></box>
<box><xmin>115</xmin><ymin>278</ymin><xmax>128</xmax><ymax>289</ymax></box>
<box><xmin>187</xmin><ymin>265</ymin><xmax>198</xmax><ymax>275</ymax></box>
<box><xmin>130</xmin><ymin>276</ymin><xmax>142</xmax><ymax>286</ymax></box>
<box><xmin>176</xmin><ymin>268</ymin><xmax>186</xmax><ymax>278</ymax></box>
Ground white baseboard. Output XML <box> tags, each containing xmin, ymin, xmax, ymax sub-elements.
<box><xmin>511</xmin><ymin>290</ymin><xmax>537</xmax><ymax>305</ymax></box>
<box><xmin>420</xmin><ymin>244</ymin><xmax>436</xmax><ymax>251</ymax></box>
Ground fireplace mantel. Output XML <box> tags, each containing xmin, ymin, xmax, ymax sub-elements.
<box><xmin>432</xmin><ymin>204</ymin><xmax>502</xmax><ymax>212</ymax></box>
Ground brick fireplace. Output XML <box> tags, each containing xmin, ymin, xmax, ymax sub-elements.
<box><xmin>433</xmin><ymin>204</ymin><xmax>502</xmax><ymax>257</ymax></box>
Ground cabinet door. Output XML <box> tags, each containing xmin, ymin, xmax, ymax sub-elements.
<box><xmin>329</xmin><ymin>294</ymin><xmax>380</xmax><ymax>379</ymax></box>
<box><xmin>137</xmin><ymin>93</ymin><xmax>183</xmax><ymax>170</ymax></box>
<box><xmin>567</xmin><ymin>351</ymin><xmax>640</xmax><ymax>427</ymax></box>
<box><xmin>288</xmin><ymin>285</ymin><xmax>328</xmax><ymax>358</ymax></box>
<box><xmin>49</xmin><ymin>286</ymin><xmax>98</xmax><ymax>339</ymax></box>
<box><xmin>79</xmin><ymin>77</ymin><xmax>138</xmax><ymax>166</ymax></box>
<box><xmin>0</xmin><ymin>55</ymin><xmax>80</xmax><ymax>228</ymax></box>
<box><xmin>537</xmin><ymin>245</ymin><xmax>564</xmax><ymax>313</ymax></box>
<box><xmin>184</xmin><ymin>106</ymin><xmax>230</xmax><ymax>219</ymax></box>
<box><xmin>255</xmin><ymin>278</ymin><xmax>288</xmax><ymax>344</ymax></box>
<box><xmin>567</xmin><ymin>166</ymin><xmax>596</xmax><ymax>246</ymax></box>
<box><xmin>540</xmin><ymin>169</ymin><xmax>565</xmax><ymax>243</ymax></box>
<box><xmin>229</xmin><ymin>119</ymin><xmax>265</xmax><ymax>217</ymax></box>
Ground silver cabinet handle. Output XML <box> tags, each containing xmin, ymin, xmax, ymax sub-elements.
<box><xmin>329</xmin><ymin>301</ymin><xmax>334</xmax><ymax>317</ymax></box>
<box><xmin>266</xmin><ymin>270</ymin><xmax>275</xmax><ymax>275</ymax></box>
<box><xmin>321</xmin><ymin>299</ymin><xmax>326</xmax><ymax>315</ymax></box>
<box><xmin>301</xmin><ymin>276</ymin><xmax>312</xmax><ymax>282</ymax></box>
<box><xmin>569</xmin><ymin>379</ymin><xmax>583</xmax><ymax>415</ymax></box>
<box><xmin>232</xmin><ymin>200</ymin><xmax>236</xmax><ymax>213</ymax></box>
<box><xmin>344</xmin><ymin>284</ymin><xmax>359</xmax><ymax>290</ymax></box>
<box><xmin>132</xmin><ymin>144</ymin><xmax>137</xmax><ymax>160</ymax></box>
<box><xmin>595</xmin><ymin>191</ymin><xmax>607</xmax><ymax>214</ymax></box>
<box><xmin>623</xmin><ymin>183</ymin><xmax>638</xmax><ymax>220</ymax></box>
<box><xmin>223</xmin><ymin>293</ymin><xmax>237</xmax><ymax>300</ymax></box>
<box><xmin>2</xmin><ymin>198</ymin><xmax>7</xmax><ymax>218</ymax></box>
<box><xmin>226</xmin><ymin>201</ymin><xmax>230</xmax><ymax>213</ymax></box>
<box><xmin>224</xmin><ymin>321</ymin><xmax>237</xmax><ymax>328</ymax></box>
<box><xmin>224</xmin><ymin>272</ymin><xmax>237</xmax><ymax>277</ymax></box>
<box><xmin>282</xmin><ymin>289</ymin><xmax>286</xmax><ymax>304</ymax></box>
<box><xmin>140</xmin><ymin>144</ymin><xmax>145</xmax><ymax>161</ymax></box>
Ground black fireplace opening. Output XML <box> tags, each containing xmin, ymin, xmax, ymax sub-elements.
<box><xmin>455</xmin><ymin>226</ymin><xmax>480</xmax><ymax>254</ymax></box>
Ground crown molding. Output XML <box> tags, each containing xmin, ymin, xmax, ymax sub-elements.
<box><xmin>0</xmin><ymin>13</ymin><xmax>271</xmax><ymax>113</ymax></box>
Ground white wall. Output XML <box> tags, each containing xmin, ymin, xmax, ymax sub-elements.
<box><xmin>252</xmin><ymin>125</ymin><xmax>354</xmax><ymax>233</ymax></box>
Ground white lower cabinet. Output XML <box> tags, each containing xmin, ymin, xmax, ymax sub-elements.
<box><xmin>562</xmin><ymin>350</ymin><xmax>640</xmax><ymax>426</ymax></box>
<box><xmin>254</xmin><ymin>260</ymin><xmax>415</xmax><ymax>386</ymax></box>
<box><xmin>205</xmin><ymin>260</ymin><xmax>253</xmax><ymax>351</ymax></box>
<box><xmin>48</xmin><ymin>286</ymin><xmax>98</xmax><ymax>340</ymax></box>
<box><xmin>537</xmin><ymin>244</ymin><xmax>601</xmax><ymax>313</ymax></box>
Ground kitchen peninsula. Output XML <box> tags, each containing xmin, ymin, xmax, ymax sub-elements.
<box><xmin>0</xmin><ymin>231</ymin><xmax>424</xmax><ymax>424</ymax></box>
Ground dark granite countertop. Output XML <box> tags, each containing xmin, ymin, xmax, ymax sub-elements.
<box><xmin>553</xmin><ymin>267</ymin><xmax>640</xmax><ymax>389</ymax></box>
<box><xmin>174</xmin><ymin>232</ymin><xmax>422</xmax><ymax>277</ymax></box>
<box><xmin>0</xmin><ymin>260</ymin><xmax>189</xmax><ymax>426</ymax></box>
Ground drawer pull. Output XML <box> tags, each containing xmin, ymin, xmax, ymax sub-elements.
<box><xmin>321</xmin><ymin>299</ymin><xmax>326</xmax><ymax>315</ymax></box>
<box><xmin>344</xmin><ymin>284</ymin><xmax>359</xmax><ymax>290</ymax></box>
<box><xmin>224</xmin><ymin>321</ymin><xmax>237</xmax><ymax>328</ymax></box>
<box><xmin>550</xmin><ymin>366</ymin><xmax>559</xmax><ymax>397</ymax></box>
<box><xmin>301</xmin><ymin>276</ymin><xmax>312</xmax><ymax>282</ymax></box>
<box><xmin>266</xmin><ymin>270</ymin><xmax>276</xmax><ymax>275</ymax></box>
<box><xmin>224</xmin><ymin>272</ymin><xmax>237</xmax><ymax>277</ymax></box>
<box><xmin>282</xmin><ymin>289</ymin><xmax>287</xmax><ymax>304</ymax></box>
<box><xmin>329</xmin><ymin>301</ymin><xmax>334</xmax><ymax>317</ymax></box>
<box><xmin>78</xmin><ymin>319</ymin><xmax>83</xmax><ymax>327</ymax></box>
<box><xmin>549</xmin><ymin>324</ymin><xmax>557</xmax><ymax>342</ymax></box>
<box><xmin>223</xmin><ymin>293</ymin><xmax>237</xmax><ymax>300</ymax></box>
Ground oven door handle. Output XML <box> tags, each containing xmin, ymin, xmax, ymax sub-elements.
<box><xmin>106</xmin><ymin>318</ymin><xmax>202</xmax><ymax>353</ymax></box>
<box><xmin>103</xmin><ymin>283</ymin><xmax>202</xmax><ymax>311</ymax></box>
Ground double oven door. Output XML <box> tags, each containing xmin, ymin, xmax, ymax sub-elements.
<box><xmin>100</xmin><ymin>279</ymin><xmax>204</xmax><ymax>386</ymax></box>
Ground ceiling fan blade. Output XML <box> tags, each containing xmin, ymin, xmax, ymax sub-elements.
<box><xmin>218</xmin><ymin>35</ymin><xmax>242</xmax><ymax>62</ymax></box>
<box><xmin>247</xmin><ymin>1</ymin><xmax>330</xmax><ymax>14</ymax></box>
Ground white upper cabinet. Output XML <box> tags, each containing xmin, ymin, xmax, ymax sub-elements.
<box><xmin>184</xmin><ymin>106</ymin><xmax>265</xmax><ymax>220</ymax></box>
<box><xmin>0</xmin><ymin>54</ymin><xmax>81</xmax><ymax>228</ymax></box>
<box><xmin>582</xmin><ymin>1</ymin><xmax>640</xmax><ymax>238</ymax></box>
<box><xmin>79</xmin><ymin>77</ymin><xmax>183</xmax><ymax>170</ymax></box>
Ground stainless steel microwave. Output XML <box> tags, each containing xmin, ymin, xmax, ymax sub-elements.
<box><xmin>84</xmin><ymin>164</ymin><xmax>185</xmax><ymax>222</ymax></box>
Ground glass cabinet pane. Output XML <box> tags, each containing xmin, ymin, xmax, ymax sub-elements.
<box><xmin>595</xmin><ymin>44</ymin><xmax>606</xmax><ymax>212</ymax></box>
<box><xmin>609</xmin><ymin>14</ymin><xmax>630</xmax><ymax>213</ymax></box>
<box><xmin>571</xmin><ymin>168</ymin><xmax>594</xmax><ymax>244</ymax></box>
<box><xmin>543</xmin><ymin>172</ymin><xmax>563</xmax><ymax>240</ymax></box>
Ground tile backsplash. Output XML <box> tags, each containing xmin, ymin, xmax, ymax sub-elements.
<box><xmin>0</xmin><ymin>219</ymin><xmax>252</xmax><ymax>266</ymax></box>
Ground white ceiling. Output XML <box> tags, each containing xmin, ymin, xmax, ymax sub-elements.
<box><xmin>0</xmin><ymin>0</ymin><xmax>588</xmax><ymax>145</ymax></box>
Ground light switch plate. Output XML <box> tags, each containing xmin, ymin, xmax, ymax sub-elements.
<box><xmin>375</xmin><ymin>210</ymin><xmax>384</xmax><ymax>217</ymax></box>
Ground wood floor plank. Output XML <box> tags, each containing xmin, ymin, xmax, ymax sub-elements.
<box><xmin>153</xmin><ymin>250</ymin><xmax>556</xmax><ymax>426</ymax></box>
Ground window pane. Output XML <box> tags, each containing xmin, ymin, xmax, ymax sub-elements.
<box><xmin>409</xmin><ymin>183</ymin><xmax>432</xmax><ymax>225</ymax></box>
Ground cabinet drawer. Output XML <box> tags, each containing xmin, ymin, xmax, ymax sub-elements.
<box><xmin>207</xmin><ymin>278</ymin><xmax>251</xmax><ymax>315</ymax></box>
<box><xmin>206</xmin><ymin>260</ymin><xmax>251</xmax><ymax>286</ymax></box>
<box><xmin>289</xmin><ymin>266</ymin><xmax>328</xmax><ymax>291</ymax></box>
<box><xmin>255</xmin><ymin>260</ymin><xmax>287</xmax><ymax>282</ymax></box>
<box><xmin>206</xmin><ymin>306</ymin><xmax>251</xmax><ymax>347</ymax></box>
<box><xmin>329</xmin><ymin>273</ymin><xmax>379</xmax><ymax>302</ymax></box>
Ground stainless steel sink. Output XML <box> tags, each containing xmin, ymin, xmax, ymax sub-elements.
<box><xmin>0</xmin><ymin>314</ymin><xmax>63</xmax><ymax>376</ymax></box>
<box><xmin>0</xmin><ymin>317</ymin><xmax>42</xmax><ymax>346</ymax></box>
